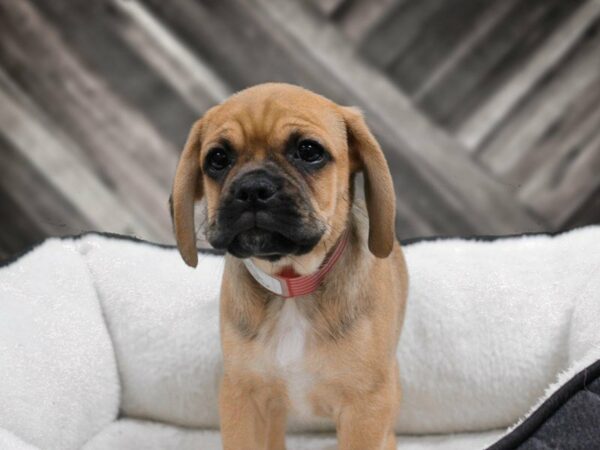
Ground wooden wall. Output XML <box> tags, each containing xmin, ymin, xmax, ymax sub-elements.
<box><xmin>0</xmin><ymin>0</ymin><xmax>598</xmax><ymax>260</ymax></box>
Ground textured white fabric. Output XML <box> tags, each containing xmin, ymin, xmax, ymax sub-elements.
<box><xmin>501</xmin><ymin>267</ymin><xmax>600</xmax><ymax>437</ymax></box>
<box><xmin>397</xmin><ymin>227</ymin><xmax>600</xmax><ymax>433</ymax></box>
<box><xmin>0</xmin><ymin>427</ymin><xmax>39</xmax><ymax>450</ymax></box>
<box><xmin>75</xmin><ymin>236</ymin><xmax>224</xmax><ymax>428</ymax></box>
<box><xmin>0</xmin><ymin>240</ymin><xmax>120</xmax><ymax>450</ymax></box>
<box><xmin>0</xmin><ymin>226</ymin><xmax>598</xmax><ymax>449</ymax></box>
<box><xmin>82</xmin><ymin>419</ymin><xmax>503</xmax><ymax>450</ymax></box>
<box><xmin>78</xmin><ymin>227</ymin><xmax>600</xmax><ymax>435</ymax></box>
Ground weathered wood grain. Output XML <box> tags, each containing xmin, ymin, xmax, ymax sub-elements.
<box><xmin>0</xmin><ymin>69</ymin><xmax>155</xmax><ymax>238</ymax></box>
<box><xmin>510</xmin><ymin>75</ymin><xmax>600</xmax><ymax>189</ymax></box>
<box><xmin>306</xmin><ymin>0</ymin><xmax>348</xmax><ymax>17</ymax></box>
<box><xmin>513</xmin><ymin>62</ymin><xmax>600</xmax><ymax>228</ymax></box>
<box><xmin>28</xmin><ymin>0</ymin><xmax>203</xmax><ymax>147</ymax></box>
<box><xmin>142</xmin><ymin>0</ymin><xmax>444</xmax><ymax>236</ymax></box>
<box><xmin>257</xmin><ymin>0</ymin><xmax>543</xmax><ymax>235</ymax></box>
<box><xmin>149</xmin><ymin>0</ymin><xmax>544</xmax><ymax>236</ymax></box>
<box><xmin>0</xmin><ymin>0</ymin><xmax>176</xmax><ymax>242</ymax></box>
<box><xmin>417</xmin><ymin>0</ymin><xmax>582</xmax><ymax>129</ymax></box>
<box><xmin>0</xmin><ymin>132</ymin><xmax>92</xmax><ymax>238</ymax></box>
<box><xmin>458</xmin><ymin>0</ymin><xmax>600</xmax><ymax>151</ymax></box>
<box><xmin>359</xmin><ymin>0</ymin><xmax>445</xmax><ymax>69</ymax></box>
<box><xmin>411</xmin><ymin>0</ymin><xmax>516</xmax><ymax>103</ymax></box>
<box><xmin>387</xmin><ymin>0</ymin><xmax>494</xmax><ymax>95</ymax></box>
<box><xmin>564</xmin><ymin>185</ymin><xmax>600</xmax><ymax>230</ymax></box>
<box><xmin>0</xmin><ymin>0</ymin><xmax>598</xmax><ymax>262</ymax></box>
<box><xmin>478</xmin><ymin>21</ymin><xmax>600</xmax><ymax>183</ymax></box>
<box><xmin>519</xmin><ymin>124</ymin><xmax>600</xmax><ymax>228</ymax></box>
<box><xmin>333</xmin><ymin>0</ymin><xmax>401</xmax><ymax>43</ymax></box>
<box><xmin>142</xmin><ymin>0</ymin><xmax>349</xmax><ymax>99</ymax></box>
<box><xmin>0</xmin><ymin>188</ymin><xmax>47</xmax><ymax>261</ymax></box>
<box><xmin>114</xmin><ymin>0</ymin><xmax>231</xmax><ymax>107</ymax></box>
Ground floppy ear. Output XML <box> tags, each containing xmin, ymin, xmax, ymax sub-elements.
<box><xmin>171</xmin><ymin>119</ymin><xmax>203</xmax><ymax>267</ymax></box>
<box><xmin>342</xmin><ymin>107</ymin><xmax>396</xmax><ymax>258</ymax></box>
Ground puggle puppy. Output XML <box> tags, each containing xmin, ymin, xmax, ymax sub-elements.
<box><xmin>171</xmin><ymin>83</ymin><xmax>408</xmax><ymax>450</ymax></box>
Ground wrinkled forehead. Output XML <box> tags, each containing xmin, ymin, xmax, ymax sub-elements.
<box><xmin>201</xmin><ymin>88</ymin><xmax>346</xmax><ymax>152</ymax></box>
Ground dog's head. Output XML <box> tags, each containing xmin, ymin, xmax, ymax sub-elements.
<box><xmin>171</xmin><ymin>83</ymin><xmax>395</xmax><ymax>269</ymax></box>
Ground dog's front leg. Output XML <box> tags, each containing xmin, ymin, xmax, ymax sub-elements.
<box><xmin>337</xmin><ymin>405</ymin><xmax>396</xmax><ymax>450</ymax></box>
<box><xmin>220</xmin><ymin>374</ymin><xmax>287</xmax><ymax>450</ymax></box>
<box><xmin>220</xmin><ymin>374</ymin><xmax>265</xmax><ymax>450</ymax></box>
<box><xmin>263</xmin><ymin>397</ymin><xmax>287</xmax><ymax>450</ymax></box>
<box><xmin>336</xmin><ymin>388</ymin><xmax>398</xmax><ymax>450</ymax></box>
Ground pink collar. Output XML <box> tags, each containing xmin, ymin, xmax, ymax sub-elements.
<box><xmin>243</xmin><ymin>230</ymin><xmax>350</xmax><ymax>298</ymax></box>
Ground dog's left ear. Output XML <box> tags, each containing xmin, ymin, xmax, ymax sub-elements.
<box><xmin>171</xmin><ymin>119</ymin><xmax>204</xmax><ymax>268</ymax></box>
<box><xmin>342</xmin><ymin>107</ymin><xmax>396</xmax><ymax>258</ymax></box>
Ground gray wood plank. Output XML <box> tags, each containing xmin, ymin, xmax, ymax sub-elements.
<box><xmin>387</xmin><ymin>0</ymin><xmax>497</xmax><ymax>95</ymax></box>
<box><xmin>253</xmin><ymin>0</ymin><xmax>544</xmax><ymax>235</ymax></box>
<box><xmin>113</xmin><ymin>0</ymin><xmax>231</xmax><ymax>107</ymax></box>
<box><xmin>416</xmin><ymin>0</ymin><xmax>582</xmax><ymax>130</ymax></box>
<box><xmin>358</xmin><ymin>0</ymin><xmax>445</xmax><ymax>69</ymax></box>
<box><xmin>0</xmin><ymin>133</ymin><xmax>52</xmax><ymax>259</ymax></box>
<box><xmin>143</xmin><ymin>0</ymin><xmax>348</xmax><ymax>97</ymax></box>
<box><xmin>458</xmin><ymin>0</ymin><xmax>600</xmax><ymax>151</ymax></box>
<box><xmin>0</xmin><ymin>132</ymin><xmax>93</xmax><ymax>238</ymax></box>
<box><xmin>563</xmin><ymin>185</ymin><xmax>600</xmax><ymax>230</ymax></box>
<box><xmin>478</xmin><ymin>20</ymin><xmax>600</xmax><ymax>182</ymax></box>
<box><xmin>0</xmin><ymin>0</ymin><xmax>176</xmax><ymax>242</ymax></box>
<box><xmin>0</xmin><ymin>187</ymin><xmax>47</xmax><ymax>261</ymax></box>
<box><xmin>511</xmin><ymin>78</ymin><xmax>600</xmax><ymax>187</ymax></box>
<box><xmin>141</xmin><ymin>0</ymin><xmax>447</xmax><ymax>236</ymax></box>
<box><xmin>144</xmin><ymin>0</ymin><xmax>545</xmax><ymax>237</ymax></box>
<box><xmin>410</xmin><ymin>0</ymin><xmax>517</xmax><ymax>103</ymax></box>
<box><xmin>8</xmin><ymin>0</ymin><xmax>594</xmax><ymax>247</ymax></box>
<box><xmin>519</xmin><ymin>129</ymin><xmax>600</xmax><ymax>228</ymax></box>
<box><xmin>140</xmin><ymin>1</ymin><xmax>472</xmax><ymax>236</ymax></box>
<box><xmin>334</xmin><ymin>0</ymin><xmax>401</xmax><ymax>43</ymax></box>
<box><xmin>0</xmin><ymin>70</ymin><xmax>159</xmax><ymax>239</ymax></box>
<box><xmin>28</xmin><ymin>0</ymin><xmax>205</xmax><ymax>147</ymax></box>
<box><xmin>306</xmin><ymin>0</ymin><xmax>348</xmax><ymax>17</ymax></box>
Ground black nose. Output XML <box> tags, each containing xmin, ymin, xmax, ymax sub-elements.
<box><xmin>233</xmin><ymin>172</ymin><xmax>279</xmax><ymax>206</ymax></box>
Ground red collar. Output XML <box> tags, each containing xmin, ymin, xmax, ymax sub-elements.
<box><xmin>243</xmin><ymin>230</ymin><xmax>350</xmax><ymax>298</ymax></box>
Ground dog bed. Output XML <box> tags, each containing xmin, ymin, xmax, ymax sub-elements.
<box><xmin>0</xmin><ymin>226</ymin><xmax>599</xmax><ymax>450</ymax></box>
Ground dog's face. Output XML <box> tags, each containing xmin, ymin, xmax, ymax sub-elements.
<box><xmin>199</xmin><ymin>85</ymin><xmax>349</xmax><ymax>262</ymax></box>
<box><xmin>172</xmin><ymin>83</ymin><xmax>396</xmax><ymax>269</ymax></box>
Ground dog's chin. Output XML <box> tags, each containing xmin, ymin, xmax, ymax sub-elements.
<box><xmin>223</xmin><ymin>228</ymin><xmax>320</xmax><ymax>260</ymax></box>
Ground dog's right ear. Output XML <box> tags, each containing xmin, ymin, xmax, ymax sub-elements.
<box><xmin>171</xmin><ymin>119</ymin><xmax>204</xmax><ymax>268</ymax></box>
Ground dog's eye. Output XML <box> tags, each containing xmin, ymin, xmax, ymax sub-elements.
<box><xmin>206</xmin><ymin>148</ymin><xmax>231</xmax><ymax>171</ymax></box>
<box><xmin>295</xmin><ymin>140</ymin><xmax>325</xmax><ymax>164</ymax></box>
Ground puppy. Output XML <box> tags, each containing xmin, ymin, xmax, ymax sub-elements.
<box><xmin>171</xmin><ymin>83</ymin><xmax>408</xmax><ymax>450</ymax></box>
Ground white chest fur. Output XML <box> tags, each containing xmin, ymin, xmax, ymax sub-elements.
<box><xmin>269</xmin><ymin>300</ymin><xmax>314</xmax><ymax>419</ymax></box>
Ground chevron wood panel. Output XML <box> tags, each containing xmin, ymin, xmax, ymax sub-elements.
<box><xmin>0</xmin><ymin>0</ymin><xmax>598</xmax><ymax>261</ymax></box>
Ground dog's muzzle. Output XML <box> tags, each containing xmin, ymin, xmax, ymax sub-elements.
<box><xmin>207</xmin><ymin>168</ymin><xmax>324</xmax><ymax>259</ymax></box>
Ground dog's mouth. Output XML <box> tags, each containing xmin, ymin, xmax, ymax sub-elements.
<box><xmin>208</xmin><ymin>211</ymin><xmax>323</xmax><ymax>260</ymax></box>
<box><xmin>228</xmin><ymin>228</ymin><xmax>300</xmax><ymax>260</ymax></box>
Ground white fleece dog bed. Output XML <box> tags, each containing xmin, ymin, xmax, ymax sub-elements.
<box><xmin>1</xmin><ymin>226</ymin><xmax>599</xmax><ymax>450</ymax></box>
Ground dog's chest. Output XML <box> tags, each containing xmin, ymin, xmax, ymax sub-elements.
<box><xmin>264</xmin><ymin>300</ymin><xmax>315</xmax><ymax>418</ymax></box>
